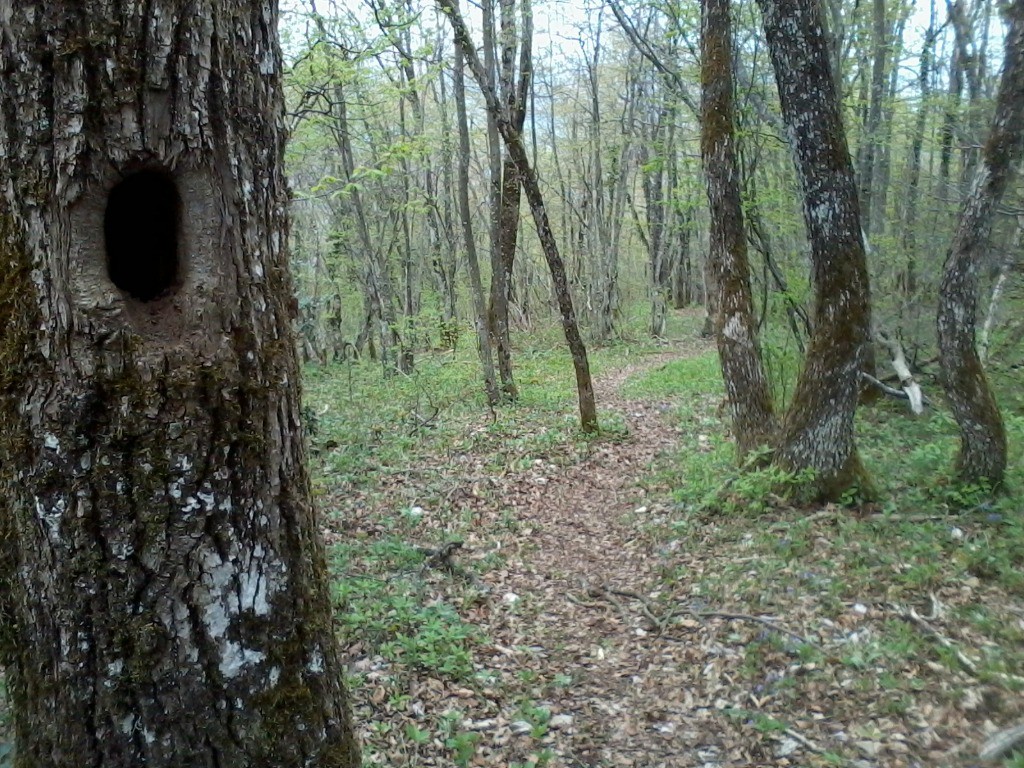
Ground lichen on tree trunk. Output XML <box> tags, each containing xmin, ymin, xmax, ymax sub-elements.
<box><xmin>0</xmin><ymin>2</ymin><xmax>358</xmax><ymax>765</ymax></box>
<box><xmin>700</xmin><ymin>0</ymin><xmax>778</xmax><ymax>460</ymax></box>
<box><xmin>756</xmin><ymin>0</ymin><xmax>875</xmax><ymax>501</ymax></box>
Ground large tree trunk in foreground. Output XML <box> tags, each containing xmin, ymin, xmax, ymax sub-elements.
<box><xmin>701</xmin><ymin>0</ymin><xmax>778</xmax><ymax>460</ymax></box>
<box><xmin>757</xmin><ymin>0</ymin><xmax>874</xmax><ymax>500</ymax></box>
<box><xmin>0</xmin><ymin>2</ymin><xmax>358</xmax><ymax>766</ymax></box>
<box><xmin>937</xmin><ymin>0</ymin><xmax>1024</xmax><ymax>488</ymax></box>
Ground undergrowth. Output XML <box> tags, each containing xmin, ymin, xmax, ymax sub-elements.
<box><xmin>304</xmin><ymin>309</ymin><xmax>1023</xmax><ymax>767</ymax></box>
<box><xmin>625</xmin><ymin>347</ymin><xmax>1024</xmax><ymax>767</ymax></box>
<box><xmin>306</xmin><ymin>323</ymin><xmax>676</xmax><ymax>766</ymax></box>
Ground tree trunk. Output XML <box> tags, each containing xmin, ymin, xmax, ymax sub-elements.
<box><xmin>493</xmin><ymin>0</ymin><xmax>533</xmax><ymax>348</ymax></box>
<box><xmin>429</xmin><ymin>65</ymin><xmax>460</xmax><ymax>350</ymax></box>
<box><xmin>900</xmin><ymin>9</ymin><xmax>938</xmax><ymax>299</ymax></box>
<box><xmin>937</xmin><ymin>0</ymin><xmax>1024</xmax><ymax>488</ymax></box>
<box><xmin>454</xmin><ymin>49</ymin><xmax>502</xmax><ymax>406</ymax></box>
<box><xmin>701</xmin><ymin>0</ymin><xmax>778</xmax><ymax>459</ymax></box>
<box><xmin>0</xmin><ymin>2</ymin><xmax>359</xmax><ymax>766</ymax></box>
<box><xmin>856</xmin><ymin>0</ymin><xmax>888</xmax><ymax>237</ymax></box>
<box><xmin>756</xmin><ymin>0</ymin><xmax>875</xmax><ymax>500</ymax></box>
<box><xmin>979</xmin><ymin>214</ymin><xmax>1024</xmax><ymax>364</ymax></box>
<box><xmin>482</xmin><ymin>0</ymin><xmax>518</xmax><ymax>400</ymax></box>
<box><xmin>439</xmin><ymin>0</ymin><xmax>599</xmax><ymax>432</ymax></box>
<box><xmin>332</xmin><ymin>83</ymin><xmax>400</xmax><ymax>375</ymax></box>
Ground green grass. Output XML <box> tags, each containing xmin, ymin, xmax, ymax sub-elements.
<box><xmin>329</xmin><ymin>538</ymin><xmax>483</xmax><ymax>680</ymax></box>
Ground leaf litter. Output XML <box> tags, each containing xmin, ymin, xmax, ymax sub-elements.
<box><xmin>318</xmin><ymin>341</ymin><xmax>1024</xmax><ymax>768</ymax></box>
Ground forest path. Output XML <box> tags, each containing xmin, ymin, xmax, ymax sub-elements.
<box><xmin>340</xmin><ymin>333</ymin><xmax>1017</xmax><ymax>768</ymax></box>
<box><xmin>340</xmin><ymin>336</ymin><xmax>816</xmax><ymax>767</ymax></box>
<box><xmin>464</xmin><ymin>341</ymin><xmax>731</xmax><ymax>768</ymax></box>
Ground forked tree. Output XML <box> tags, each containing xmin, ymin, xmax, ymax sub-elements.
<box><xmin>756</xmin><ymin>0</ymin><xmax>875</xmax><ymax>499</ymax></box>
<box><xmin>438</xmin><ymin>0</ymin><xmax>599</xmax><ymax>433</ymax></box>
<box><xmin>0</xmin><ymin>1</ymin><xmax>359</xmax><ymax>765</ymax></box>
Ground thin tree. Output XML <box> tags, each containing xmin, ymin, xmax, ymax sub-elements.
<box><xmin>492</xmin><ymin>0</ymin><xmax>534</xmax><ymax>395</ymax></box>
<box><xmin>756</xmin><ymin>0</ymin><xmax>875</xmax><ymax>500</ymax></box>
<box><xmin>454</xmin><ymin>47</ymin><xmax>502</xmax><ymax>406</ymax></box>
<box><xmin>0</xmin><ymin>1</ymin><xmax>359</xmax><ymax>765</ymax></box>
<box><xmin>856</xmin><ymin>0</ymin><xmax>889</xmax><ymax>237</ymax></box>
<box><xmin>701</xmin><ymin>0</ymin><xmax>778</xmax><ymax>459</ymax></box>
<box><xmin>437</xmin><ymin>0</ymin><xmax>599</xmax><ymax>432</ymax></box>
<box><xmin>481</xmin><ymin>0</ymin><xmax>519</xmax><ymax>398</ymax></box>
<box><xmin>937</xmin><ymin>0</ymin><xmax>1024</xmax><ymax>488</ymax></box>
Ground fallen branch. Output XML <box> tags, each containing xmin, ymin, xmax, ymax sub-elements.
<box><xmin>891</xmin><ymin>602</ymin><xmax>980</xmax><ymax>675</ymax></box>
<box><xmin>866</xmin><ymin>512</ymin><xmax>948</xmax><ymax>522</ymax></box>
<box><xmin>860</xmin><ymin>372</ymin><xmax>933</xmax><ymax>409</ymax></box>
<box><xmin>980</xmin><ymin>721</ymin><xmax>1024</xmax><ymax>762</ymax></box>
<box><xmin>874</xmin><ymin>327</ymin><xmax>926</xmax><ymax>413</ymax></box>
<box><xmin>860</xmin><ymin>372</ymin><xmax>912</xmax><ymax>400</ymax></box>
<box><xmin>581</xmin><ymin>584</ymin><xmax>815</xmax><ymax>647</ymax></box>
<box><xmin>888</xmin><ymin>602</ymin><xmax>1024</xmax><ymax>686</ymax></box>
<box><xmin>679</xmin><ymin>605</ymin><xmax>813</xmax><ymax>646</ymax></box>
<box><xmin>782</xmin><ymin>727</ymin><xmax>825</xmax><ymax>755</ymax></box>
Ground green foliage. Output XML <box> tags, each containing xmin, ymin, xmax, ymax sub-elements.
<box><xmin>329</xmin><ymin>538</ymin><xmax>481</xmax><ymax>680</ymax></box>
<box><xmin>621</xmin><ymin>350</ymin><xmax>723</xmax><ymax>400</ymax></box>
<box><xmin>439</xmin><ymin>712</ymin><xmax>480</xmax><ymax>768</ymax></box>
<box><xmin>630</xmin><ymin>350</ymin><xmax>1024</xmax><ymax>762</ymax></box>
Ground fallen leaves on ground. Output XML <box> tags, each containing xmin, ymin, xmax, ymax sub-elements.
<box><xmin>321</xmin><ymin>341</ymin><xmax>1024</xmax><ymax>768</ymax></box>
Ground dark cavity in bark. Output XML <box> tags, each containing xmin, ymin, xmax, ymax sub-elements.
<box><xmin>105</xmin><ymin>169</ymin><xmax>181</xmax><ymax>302</ymax></box>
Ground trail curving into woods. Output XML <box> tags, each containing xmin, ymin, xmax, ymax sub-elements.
<box><xmin>334</xmin><ymin>338</ymin><xmax>1011</xmax><ymax>768</ymax></box>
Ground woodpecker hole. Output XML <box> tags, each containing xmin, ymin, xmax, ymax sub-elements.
<box><xmin>104</xmin><ymin>170</ymin><xmax>181</xmax><ymax>302</ymax></box>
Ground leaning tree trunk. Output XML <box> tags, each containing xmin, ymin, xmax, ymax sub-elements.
<box><xmin>937</xmin><ymin>0</ymin><xmax>1024</xmax><ymax>488</ymax></box>
<box><xmin>756</xmin><ymin>0</ymin><xmax>874</xmax><ymax>500</ymax></box>
<box><xmin>701</xmin><ymin>0</ymin><xmax>778</xmax><ymax>459</ymax></box>
<box><xmin>439</xmin><ymin>0</ymin><xmax>599</xmax><ymax>433</ymax></box>
<box><xmin>0</xmin><ymin>2</ymin><xmax>359</xmax><ymax>767</ymax></box>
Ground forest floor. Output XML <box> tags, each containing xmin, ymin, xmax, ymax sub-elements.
<box><xmin>316</xmin><ymin>330</ymin><xmax>1024</xmax><ymax>768</ymax></box>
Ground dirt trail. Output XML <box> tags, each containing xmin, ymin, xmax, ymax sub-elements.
<box><xmin>343</xmin><ymin>341</ymin><xmax>846</xmax><ymax>767</ymax></box>
<box><xmin>470</xmin><ymin>350</ymin><xmax>731</xmax><ymax>767</ymax></box>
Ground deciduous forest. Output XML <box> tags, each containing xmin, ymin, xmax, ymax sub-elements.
<box><xmin>1</xmin><ymin>0</ymin><xmax>1023</xmax><ymax>765</ymax></box>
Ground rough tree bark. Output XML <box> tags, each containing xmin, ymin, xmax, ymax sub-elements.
<box><xmin>0</xmin><ymin>2</ymin><xmax>359</xmax><ymax>766</ymax></box>
<box><xmin>937</xmin><ymin>0</ymin><xmax>1024</xmax><ymax>488</ymax></box>
<box><xmin>700</xmin><ymin>0</ymin><xmax>778</xmax><ymax>459</ymax></box>
<box><xmin>756</xmin><ymin>0</ymin><xmax>875</xmax><ymax>500</ymax></box>
<box><xmin>439</xmin><ymin>0</ymin><xmax>599</xmax><ymax>432</ymax></box>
